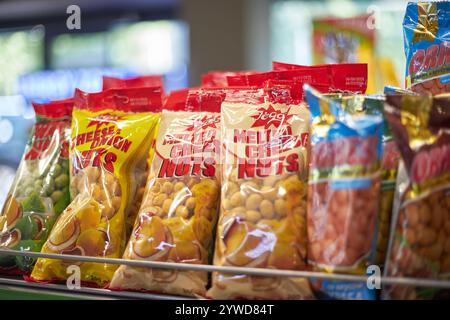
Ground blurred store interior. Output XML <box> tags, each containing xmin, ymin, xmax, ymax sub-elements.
<box><xmin>0</xmin><ymin>0</ymin><xmax>409</xmax><ymax>204</ymax></box>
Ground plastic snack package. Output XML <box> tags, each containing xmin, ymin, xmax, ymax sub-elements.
<box><xmin>102</xmin><ymin>75</ymin><xmax>164</xmax><ymax>92</ymax></box>
<box><xmin>110</xmin><ymin>89</ymin><xmax>223</xmax><ymax>297</ymax></box>
<box><xmin>207</xmin><ymin>83</ymin><xmax>314</xmax><ymax>300</ymax></box>
<box><xmin>272</xmin><ymin>62</ymin><xmax>368</xmax><ymax>94</ymax></box>
<box><xmin>30</xmin><ymin>87</ymin><xmax>162</xmax><ymax>286</ymax></box>
<box><xmin>382</xmin><ymin>92</ymin><xmax>450</xmax><ymax>300</ymax></box>
<box><xmin>403</xmin><ymin>1</ymin><xmax>450</xmax><ymax>94</ymax></box>
<box><xmin>201</xmin><ymin>70</ymin><xmax>257</xmax><ymax>87</ymax></box>
<box><xmin>0</xmin><ymin>99</ymin><xmax>73</xmax><ymax>274</ymax></box>
<box><xmin>331</xmin><ymin>93</ymin><xmax>401</xmax><ymax>266</ymax></box>
<box><xmin>101</xmin><ymin>76</ymin><xmax>164</xmax><ymax>237</ymax></box>
<box><xmin>304</xmin><ymin>85</ymin><xmax>383</xmax><ymax>299</ymax></box>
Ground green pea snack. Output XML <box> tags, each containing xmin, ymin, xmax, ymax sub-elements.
<box><xmin>0</xmin><ymin>99</ymin><xmax>73</xmax><ymax>274</ymax></box>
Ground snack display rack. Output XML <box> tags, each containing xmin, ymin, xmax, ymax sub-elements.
<box><xmin>1</xmin><ymin>248</ymin><xmax>450</xmax><ymax>300</ymax></box>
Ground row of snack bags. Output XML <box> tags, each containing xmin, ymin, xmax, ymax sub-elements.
<box><xmin>1</xmin><ymin>1</ymin><xmax>449</xmax><ymax>299</ymax></box>
<box><xmin>0</xmin><ymin>63</ymin><xmax>447</xmax><ymax>300</ymax></box>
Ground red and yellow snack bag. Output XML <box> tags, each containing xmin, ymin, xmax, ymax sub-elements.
<box><xmin>30</xmin><ymin>87</ymin><xmax>162</xmax><ymax>286</ymax></box>
<box><xmin>207</xmin><ymin>83</ymin><xmax>313</xmax><ymax>299</ymax></box>
<box><xmin>101</xmin><ymin>76</ymin><xmax>164</xmax><ymax>237</ymax></box>
<box><xmin>383</xmin><ymin>92</ymin><xmax>450</xmax><ymax>300</ymax></box>
<box><xmin>110</xmin><ymin>89</ymin><xmax>223</xmax><ymax>297</ymax></box>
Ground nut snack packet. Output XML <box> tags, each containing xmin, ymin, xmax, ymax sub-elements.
<box><xmin>110</xmin><ymin>89</ymin><xmax>223</xmax><ymax>297</ymax></box>
<box><xmin>207</xmin><ymin>84</ymin><xmax>314</xmax><ymax>300</ymax></box>
<box><xmin>0</xmin><ymin>99</ymin><xmax>73</xmax><ymax>274</ymax></box>
<box><xmin>31</xmin><ymin>87</ymin><xmax>162</xmax><ymax>286</ymax></box>
<box><xmin>403</xmin><ymin>1</ymin><xmax>450</xmax><ymax>94</ymax></box>
<box><xmin>102</xmin><ymin>76</ymin><xmax>164</xmax><ymax>237</ymax></box>
<box><xmin>304</xmin><ymin>85</ymin><xmax>383</xmax><ymax>273</ymax></box>
<box><xmin>329</xmin><ymin>94</ymin><xmax>401</xmax><ymax>266</ymax></box>
<box><xmin>382</xmin><ymin>92</ymin><xmax>450</xmax><ymax>300</ymax></box>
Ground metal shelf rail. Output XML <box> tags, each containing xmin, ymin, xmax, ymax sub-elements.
<box><xmin>1</xmin><ymin>248</ymin><xmax>449</xmax><ymax>299</ymax></box>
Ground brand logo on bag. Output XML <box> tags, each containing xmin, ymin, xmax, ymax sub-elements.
<box><xmin>87</xmin><ymin>113</ymin><xmax>122</xmax><ymax>130</ymax></box>
<box><xmin>251</xmin><ymin>105</ymin><xmax>293</xmax><ymax>129</ymax></box>
<box><xmin>185</xmin><ymin>114</ymin><xmax>220</xmax><ymax>132</ymax></box>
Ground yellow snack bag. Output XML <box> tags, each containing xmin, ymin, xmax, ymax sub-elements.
<box><xmin>31</xmin><ymin>87</ymin><xmax>162</xmax><ymax>286</ymax></box>
<box><xmin>110</xmin><ymin>89</ymin><xmax>223</xmax><ymax>297</ymax></box>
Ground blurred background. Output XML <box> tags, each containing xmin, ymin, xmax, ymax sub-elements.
<box><xmin>0</xmin><ymin>0</ymin><xmax>410</xmax><ymax>204</ymax></box>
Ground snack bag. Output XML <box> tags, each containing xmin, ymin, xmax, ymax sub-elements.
<box><xmin>102</xmin><ymin>75</ymin><xmax>164</xmax><ymax>91</ymax></box>
<box><xmin>30</xmin><ymin>87</ymin><xmax>162</xmax><ymax>286</ymax></box>
<box><xmin>331</xmin><ymin>94</ymin><xmax>401</xmax><ymax>266</ymax></box>
<box><xmin>403</xmin><ymin>2</ymin><xmax>450</xmax><ymax>94</ymax></box>
<box><xmin>304</xmin><ymin>85</ymin><xmax>383</xmax><ymax>299</ymax></box>
<box><xmin>207</xmin><ymin>84</ymin><xmax>314</xmax><ymax>300</ymax></box>
<box><xmin>110</xmin><ymin>89</ymin><xmax>223</xmax><ymax>297</ymax></box>
<box><xmin>0</xmin><ymin>99</ymin><xmax>73</xmax><ymax>274</ymax></box>
<box><xmin>382</xmin><ymin>92</ymin><xmax>450</xmax><ymax>300</ymax></box>
<box><xmin>102</xmin><ymin>77</ymin><xmax>164</xmax><ymax>237</ymax></box>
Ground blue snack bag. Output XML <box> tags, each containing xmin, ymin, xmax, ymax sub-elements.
<box><xmin>304</xmin><ymin>85</ymin><xmax>383</xmax><ymax>299</ymax></box>
<box><xmin>403</xmin><ymin>1</ymin><xmax>450</xmax><ymax>94</ymax></box>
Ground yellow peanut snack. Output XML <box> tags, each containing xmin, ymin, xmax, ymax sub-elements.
<box><xmin>31</xmin><ymin>87</ymin><xmax>161</xmax><ymax>286</ymax></box>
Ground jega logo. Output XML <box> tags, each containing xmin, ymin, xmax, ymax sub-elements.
<box><xmin>185</xmin><ymin>114</ymin><xmax>220</xmax><ymax>132</ymax></box>
<box><xmin>251</xmin><ymin>105</ymin><xmax>293</xmax><ymax>129</ymax></box>
<box><xmin>87</xmin><ymin>113</ymin><xmax>122</xmax><ymax>130</ymax></box>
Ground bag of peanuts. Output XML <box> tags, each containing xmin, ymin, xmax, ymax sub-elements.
<box><xmin>102</xmin><ymin>77</ymin><xmax>164</xmax><ymax>237</ymax></box>
<box><xmin>304</xmin><ymin>85</ymin><xmax>383</xmax><ymax>300</ymax></box>
<box><xmin>403</xmin><ymin>1</ymin><xmax>450</xmax><ymax>94</ymax></box>
<box><xmin>329</xmin><ymin>94</ymin><xmax>401</xmax><ymax>266</ymax></box>
<box><xmin>0</xmin><ymin>99</ymin><xmax>73</xmax><ymax>274</ymax></box>
<box><xmin>30</xmin><ymin>87</ymin><xmax>162</xmax><ymax>286</ymax></box>
<box><xmin>207</xmin><ymin>83</ymin><xmax>314</xmax><ymax>300</ymax></box>
<box><xmin>110</xmin><ymin>89</ymin><xmax>223</xmax><ymax>297</ymax></box>
<box><xmin>382</xmin><ymin>92</ymin><xmax>450</xmax><ymax>300</ymax></box>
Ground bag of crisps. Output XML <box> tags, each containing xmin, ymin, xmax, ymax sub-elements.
<box><xmin>102</xmin><ymin>75</ymin><xmax>164</xmax><ymax>91</ymax></box>
<box><xmin>0</xmin><ymin>99</ymin><xmax>73</xmax><ymax>274</ymax></box>
<box><xmin>304</xmin><ymin>85</ymin><xmax>383</xmax><ymax>300</ymax></box>
<box><xmin>207</xmin><ymin>83</ymin><xmax>314</xmax><ymax>300</ymax></box>
<box><xmin>30</xmin><ymin>87</ymin><xmax>162</xmax><ymax>286</ymax></box>
<box><xmin>403</xmin><ymin>1</ymin><xmax>450</xmax><ymax>94</ymax></box>
<box><xmin>382</xmin><ymin>92</ymin><xmax>450</xmax><ymax>300</ymax></box>
<box><xmin>110</xmin><ymin>89</ymin><xmax>223</xmax><ymax>297</ymax></box>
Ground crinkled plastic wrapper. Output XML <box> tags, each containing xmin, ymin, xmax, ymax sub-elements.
<box><xmin>383</xmin><ymin>93</ymin><xmax>450</xmax><ymax>300</ymax></box>
<box><xmin>207</xmin><ymin>86</ymin><xmax>314</xmax><ymax>300</ymax></box>
<box><xmin>0</xmin><ymin>99</ymin><xmax>73</xmax><ymax>274</ymax></box>
<box><xmin>31</xmin><ymin>87</ymin><xmax>161</xmax><ymax>286</ymax></box>
<box><xmin>304</xmin><ymin>86</ymin><xmax>383</xmax><ymax>275</ymax></box>
<box><xmin>403</xmin><ymin>2</ymin><xmax>450</xmax><ymax>94</ymax></box>
<box><xmin>110</xmin><ymin>90</ymin><xmax>222</xmax><ymax>297</ymax></box>
<box><xmin>329</xmin><ymin>94</ymin><xmax>401</xmax><ymax>266</ymax></box>
<box><xmin>101</xmin><ymin>77</ymin><xmax>164</xmax><ymax>240</ymax></box>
